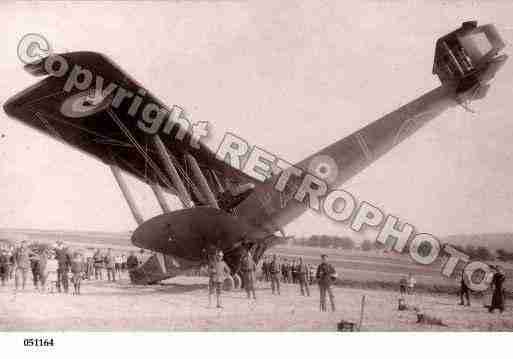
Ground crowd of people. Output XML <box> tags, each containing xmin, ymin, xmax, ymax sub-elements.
<box><xmin>1</xmin><ymin>239</ymin><xmax>507</xmax><ymax>315</ymax></box>
<box><xmin>0</xmin><ymin>240</ymin><xmax>142</xmax><ymax>295</ymax></box>
<box><xmin>206</xmin><ymin>249</ymin><xmax>338</xmax><ymax>311</ymax></box>
<box><xmin>398</xmin><ymin>267</ymin><xmax>507</xmax><ymax>314</ymax></box>
<box><xmin>455</xmin><ymin>265</ymin><xmax>507</xmax><ymax>313</ymax></box>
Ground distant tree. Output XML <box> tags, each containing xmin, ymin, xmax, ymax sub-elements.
<box><xmin>338</xmin><ymin>237</ymin><xmax>355</xmax><ymax>250</ymax></box>
<box><xmin>473</xmin><ymin>246</ymin><xmax>494</xmax><ymax>261</ymax></box>
<box><xmin>464</xmin><ymin>245</ymin><xmax>476</xmax><ymax>259</ymax></box>
<box><xmin>361</xmin><ymin>240</ymin><xmax>373</xmax><ymax>251</ymax></box>
<box><xmin>496</xmin><ymin>248</ymin><xmax>513</xmax><ymax>262</ymax></box>
<box><xmin>310</xmin><ymin>235</ymin><xmax>321</xmax><ymax>247</ymax></box>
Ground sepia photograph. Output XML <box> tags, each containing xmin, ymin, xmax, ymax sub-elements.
<box><xmin>1</xmin><ymin>0</ymin><xmax>513</xmax><ymax>354</ymax></box>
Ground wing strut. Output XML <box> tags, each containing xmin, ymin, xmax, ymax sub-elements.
<box><xmin>184</xmin><ymin>153</ymin><xmax>219</xmax><ymax>209</ymax></box>
<box><xmin>110</xmin><ymin>164</ymin><xmax>167</xmax><ymax>274</ymax></box>
<box><xmin>110</xmin><ymin>164</ymin><xmax>144</xmax><ymax>226</ymax></box>
<box><xmin>152</xmin><ymin>135</ymin><xmax>193</xmax><ymax>208</ymax></box>
<box><xmin>151</xmin><ymin>183</ymin><xmax>171</xmax><ymax>213</ymax></box>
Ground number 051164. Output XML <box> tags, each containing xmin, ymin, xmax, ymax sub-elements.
<box><xmin>23</xmin><ymin>338</ymin><xmax>54</xmax><ymax>347</ymax></box>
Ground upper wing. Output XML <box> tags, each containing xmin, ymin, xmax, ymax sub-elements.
<box><xmin>4</xmin><ymin>52</ymin><xmax>254</xmax><ymax>205</ymax></box>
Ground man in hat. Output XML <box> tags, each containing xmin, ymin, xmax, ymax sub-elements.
<box><xmin>93</xmin><ymin>249</ymin><xmax>104</xmax><ymax>280</ymax></box>
<box><xmin>104</xmin><ymin>248</ymin><xmax>115</xmax><ymax>282</ymax></box>
<box><xmin>13</xmin><ymin>240</ymin><xmax>32</xmax><ymax>292</ymax></box>
<box><xmin>316</xmin><ymin>254</ymin><xmax>337</xmax><ymax>312</ymax></box>
<box><xmin>0</xmin><ymin>248</ymin><xmax>10</xmax><ymax>286</ymax></box>
<box><xmin>126</xmin><ymin>251</ymin><xmax>139</xmax><ymax>283</ymax></box>
<box><xmin>269</xmin><ymin>254</ymin><xmax>281</xmax><ymax>295</ymax></box>
<box><xmin>240</xmin><ymin>250</ymin><xmax>257</xmax><ymax>300</ymax></box>
<box><xmin>297</xmin><ymin>257</ymin><xmax>310</xmax><ymax>296</ymax></box>
<box><xmin>54</xmin><ymin>241</ymin><xmax>71</xmax><ymax>293</ymax></box>
<box><xmin>458</xmin><ymin>270</ymin><xmax>471</xmax><ymax>306</ymax></box>
<box><xmin>489</xmin><ymin>265</ymin><xmax>506</xmax><ymax>313</ymax></box>
<box><xmin>208</xmin><ymin>250</ymin><xmax>231</xmax><ymax>308</ymax></box>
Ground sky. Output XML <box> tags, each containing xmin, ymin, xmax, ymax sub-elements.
<box><xmin>1</xmin><ymin>1</ymin><xmax>513</xmax><ymax>240</ymax></box>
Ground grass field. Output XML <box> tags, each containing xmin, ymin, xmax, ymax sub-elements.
<box><xmin>2</xmin><ymin>229</ymin><xmax>512</xmax><ymax>295</ymax></box>
<box><xmin>1</xmin><ymin>231</ymin><xmax>512</xmax><ymax>331</ymax></box>
<box><xmin>1</xmin><ymin>274</ymin><xmax>512</xmax><ymax>331</ymax></box>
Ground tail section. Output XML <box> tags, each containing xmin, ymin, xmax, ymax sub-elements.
<box><xmin>235</xmin><ymin>21</ymin><xmax>507</xmax><ymax>232</ymax></box>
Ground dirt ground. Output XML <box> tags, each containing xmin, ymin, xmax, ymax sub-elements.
<box><xmin>1</xmin><ymin>274</ymin><xmax>512</xmax><ymax>331</ymax></box>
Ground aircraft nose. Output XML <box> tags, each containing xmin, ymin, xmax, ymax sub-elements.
<box><xmin>130</xmin><ymin>230</ymin><xmax>142</xmax><ymax>247</ymax></box>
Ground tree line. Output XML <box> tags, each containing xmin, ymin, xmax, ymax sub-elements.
<box><xmin>293</xmin><ymin>236</ymin><xmax>513</xmax><ymax>262</ymax></box>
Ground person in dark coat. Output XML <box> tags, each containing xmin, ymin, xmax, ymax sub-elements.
<box><xmin>281</xmin><ymin>259</ymin><xmax>289</xmax><ymax>283</ymax></box>
<box><xmin>316</xmin><ymin>254</ymin><xmax>337</xmax><ymax>312</ymax></box>
<box><xmin>399</xmin><ymin>276</ymin><xmax>407</xmax><ymax>296</ymax></box>
<box><xmin>30</xmin><ymin>251</ymin><xmax>41</xmax><ymax>290</ymax></box>
<box><xmin>70</xmin><ymin>252</ymin><xmax>84</xmax><ymax>295</ymax></box>
<box><xmin>297</xmin><ymin>257</ymin><xmax>310</xmax><ymax>296</ymax></box>
<box><xmin>126</xmin><ymin>251</ymin><xmax>139</xmax><ymax>283</ymax></box>
<box><xmin>489</xmin><ymin>266</ymin><xmax>506</xmax><ymax>313</ymax></box>
<box><xmin>104</xmin><ymin>249</ymin><xmax>115</xmax><ymax>282</ymax></box>
<box><xmin>269</xmin><ymin>254</ymin><xmax>280</xmax><ymax>295</ymax></box>
<box><xmin>38</xmin><ymin>250</ymin><xmax>48</xmax><ymax>293</ymax></box>
<box><xmin>54</xmin><ymin>241</ymin><xmax>71</xmax><ymax>293</ymax></box>
<box><xmin>13</xmin><ymin>241</ymin><xmax>32</xmax><ymax>291</ymax></box>
<box><xmin>93</xmin><ymin>249</ymin><xmax>104</xmax><ymax>280</ymax></box>
<box><xmin>0</xmin><ymin>248</ymin><xmax>10</xmax><ymax>286</ymax></box>
<box><xmin>261</xmin><ymin>257</ymin><xmax>269</xmax><ymax>282</ymax></box>
<box><xmin>458</xmin><ymin>271</ymin><xmax>470</xmax><ymax>306</ymax></box>
<box><xmin>240</xmin><ymin>250</ymin><xmax>257</xmax><ymax>300</ymax></box>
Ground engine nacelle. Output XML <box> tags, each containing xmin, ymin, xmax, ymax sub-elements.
<box><xmin>433</xmin><ymin>21</ymin><xmax>507</xmax><ymax>94</ymax></box>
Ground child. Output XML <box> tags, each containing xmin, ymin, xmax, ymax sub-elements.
<box><xmin>45</xmin><ymin>252</ymin><xmax>58</xmax><ymax>293</ymax></box>
<box><xmin>70</xmin><ymin>252</ymin><xmax>84</xmax><ymax>295</ymax></box>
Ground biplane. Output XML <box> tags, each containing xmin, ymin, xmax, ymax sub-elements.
<box><xmin>4</xmin><ymin>22</ymin><xmax>507</xmax><ymax>285</ymax></box>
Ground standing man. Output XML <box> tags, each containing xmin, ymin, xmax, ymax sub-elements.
<box><xmin>261</xmin><ymin>257</ymin><xmax>269</xmax><ymax>282</ymax></box>
<box><xmin>281</xmin><ymin>259</ymin><xmax>289</xmax><ymax>283</ymax></box>
<box><xmin>126</xmin><ymin>251</ymin><xmax>139</xmax><ymax>283</ymax></box>
<box><xmin>13</xmin><ymin>241</ymin><xmax>31</xmax><ymax>292</ymax></box>
<box><xmin>291</xmin><ymin>259</ymin><xmax>298</xmax><ymax>284</ymax></box>
<box><xmin>208</xmin><ymin>250</ymin><xmax>231</xmax><ymax>308</ymax></box>
<box><xmin>316</xmin><ymin>254</ymin><xmax>337</xmax><ymax>312</ymax></box>
<box><xmin>0</xmin><ymin>248</ymin><xmax>10</xmax><ymax>286</ymax></box>
<box><xmin>55</xmin><ymin>241</ymin><xmax>71</xmax><ymax>293</ymax></box>
<box><xmin>407</xmin><ymin>273</ymin><xmax>416</xmax><ymax>295</ymax></box>
<box><xmin>38</xmin><ymin>249</ymin><xmax>48</xmax><ymax>293</ymax></box>
<box><xmin>240</xmin><ymin>250</ymin><xmax>257</xmax><ymax>300</ymax></box>
<box><xmin>489</xmin><ymin>265</ymin><xmax>506</xmax><ymax>313</ymax></box>
<box><xmin>297</xmin><ymin>257</ymin><xmax>310</xmax><ymax>297</ymax></box>
<box><xmin>121</xmin><ymin>253</ymin><xmax>127</xmax><ymax>273</ymax></box>
<box><xmin>399</xmin><ymin>276</ymin><xmax>407</xmax><ymax>296</ymax></box>
<box><xmin>85</xmin><ymin>256</ymin><xmax>94</xmax><ymax>280</ymax></box>
<box><xmin>114</xmin><ymin>253</ymin><xmax>123</xmax><ymax>279</ymax></box>
<box><xmin>458</xmin><ymin>271</ymin><xmax>471</xmax><ymax>306</ymax></box>
<box><xmin>308</xmin><ymin>264</ymin><xmax>315</xmax><ymax>285</ymax></box>
<box><xmin>30</xmin><ymin>250</ymin><xmax>41</xmax><ymax>290</ymax></box>
<box><xmin>93</xmin><ymin>249</ymin><xmax>103</xmax><ymax>280</ymax></box>
<box><xmin>269</xmin><ymin>254</ymin><xmax>281</xmax><ymax>295</ymax></box>
<box><xmin>8</xmin><ymin>246</ymin><xmax>15</xmax><ymax>280</ymax></box>
<box><xmin>105</xmin><ymin>249</ymin><xmax>115</xmax><ymax>282</ymax></box>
